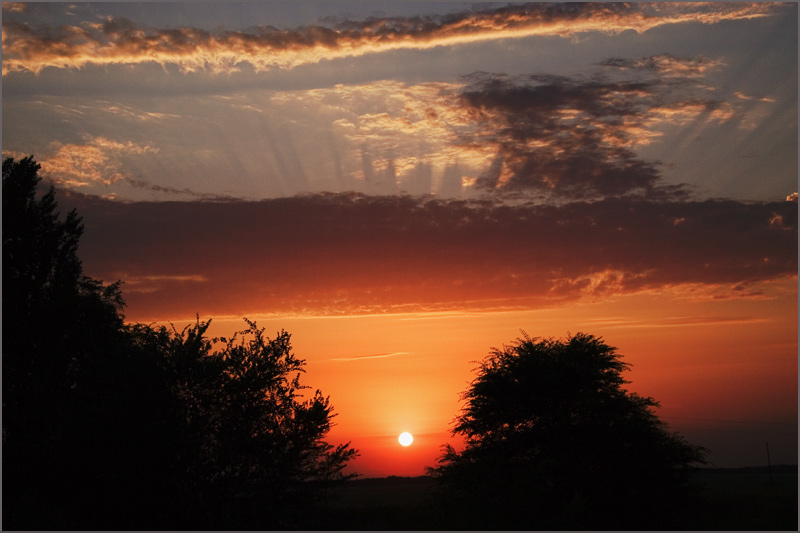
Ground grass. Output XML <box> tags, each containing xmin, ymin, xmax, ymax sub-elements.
<box><xmin>302</xmin><ymin>466</ymin><xmax>797</xmax><ymax>530</ymax></box>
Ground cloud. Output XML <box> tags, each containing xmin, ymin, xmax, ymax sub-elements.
<box><xmin>264</xmin><ymin>55</ymin><xmax>744</xmax><ymax>201</ymax></box>
<box><xmin>39</xmin><ymin>136</ymin><xmax>158</xmax><ymax>188</ymax></box>
<box><xmin>1</xmin><ymin>2</ymin><xmax>780</xmax><ymax>75</ymax></box>
<box><xmin>330</xmin><ymin>352</ymin><xmax>409</xmax><ymax>362</ymax></box>
<box><xmin>1</xmin><ymin>149</ymin><xmax>32</xmax><ymax>161</ymax></box>
<box><xmin>15</xmin><ymin>60</ymin><xmax>725</xmax><ymax>201</ymax></box>
<box><xmin>2</xmin><ymin>2</ymin><xmax>26</xmax><ymax>13</ymax></box>
<box><xmin>120</xmin><ymin>274</ymin><xmax>208</xmax><ymax>294</ymax></box>
<box><xmin>455</xmin><ymin>64</ymin><xmax>737</xmax><ymax>198</ymax></box>
<box><xmin>600</xmin><ymin>54</ymin><xmax>726</xmax><ymax>78</ymax></box>
<box><xmin>584</xmin><ymin>315</ymin><xmax>768</xmax><ymax>329</ymax></box>
<box><xmin>96</xmin><ymin>102</ymin><xmax>181</xmax><ymax>122</ymax></box>
<box><xmin>123</xmin><ymin>177</ymin><xmax>240</xmax><ymax>201</ymax></box>
<box><xmin>272</xmin><ymin>80</ymin><xmax>487</xmax><ymax>194</ymax></box>
<box><xmin>59</xmin><ymin>192</ymin><xmax>797</xmax><ymax>321</ymax></box>
<box><xmin>734</xmin><ymin>91</ymin><xmax>777</xmax><ymax>103</ymax></box>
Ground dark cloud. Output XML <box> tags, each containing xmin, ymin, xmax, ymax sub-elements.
<box><xmin>456</xmin><ymin>62</ymin><xmax>734</xmax><ymax>199</ymax></box>
<box><xmin>59</xmin><ymin>191</ymin><xmax>797</xmax><ymax>321</ymax></box>
<box><xmin>123</xmin><ymin>177</ymin><xmax>240</xmax><ymax>202</ymax></box>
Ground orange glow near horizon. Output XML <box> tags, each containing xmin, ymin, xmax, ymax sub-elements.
<box><xmin>157</xmin><ymin>277</ymin><xmax>797</xmax><ymax>477</ymax></box>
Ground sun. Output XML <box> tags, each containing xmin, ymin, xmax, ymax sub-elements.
<box><xmin>398</xmin><ymin>432</ymin><xmax>413</xmax><ymax>446</ymax></box>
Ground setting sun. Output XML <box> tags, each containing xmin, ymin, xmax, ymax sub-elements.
<box><xmin>399</xmin><ymin>432</ymin><xmax>414</xmax><ymax>447</ymax></box>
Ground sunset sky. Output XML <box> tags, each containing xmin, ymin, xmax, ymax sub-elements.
<box><xmin>3</xmin><ymin>1</ymin><xmax>797</xmax><ymax>476</ymax></box>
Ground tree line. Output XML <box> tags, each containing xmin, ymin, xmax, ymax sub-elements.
<box><xmin>3</xmin><ymin>157</ymin><xmax>358</xmax><ymax>529</ymax></box>
<box><xmin>3</xmin><ymin>156</ymin><xmax>706</xmax><ymax>530</ymax></box>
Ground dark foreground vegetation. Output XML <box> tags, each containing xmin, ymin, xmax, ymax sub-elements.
<box><xmin>3</xmin><ymin>157</ymin><xmax>356</xmax><ymax>530</ymax></box>
<box><xmin>4</xmin><ymin>156</ymin><xmax>794</xmax><ymax>531</ymax></box>
<box><xmin>302</xmin><ymin>467</ymin><xmax>797</xmax><ymax>530</ymax></box>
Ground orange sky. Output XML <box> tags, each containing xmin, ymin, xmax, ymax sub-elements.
<box><xmin>163</xmin><ymin>277</ymin><xmax>797</xmax><ymax>477</ymax></box>
<box><xmin>54</xmin><ymin>188</ymin><xmax>797</xmax><ymax>477</ymax></box>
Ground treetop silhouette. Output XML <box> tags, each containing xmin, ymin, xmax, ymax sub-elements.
<box><xmin>2</xmin><ymin>156</ymin><xmax>357</xmax><ymax>530</ymax></box>
<box><xmin>429</xmin><ymin>332</ymin><xmax>708</xmax><ymax>529</ymax></box>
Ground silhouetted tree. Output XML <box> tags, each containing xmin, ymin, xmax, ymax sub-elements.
<box><xmin>3</xmin><ymin>156</ymin><xmax>357</xmax><ymax>529</ymax></box>
<box><xmin>428</xmin><ymin>332</ymin><xmax>707</xmax><ymax>530</ymax></box>
<box><xmin>2</xmin><ymin>156</ymin><xmax>145</xmax><ymax>529</ymax></box>
<box><xmin>129</xmin><ymin>318</ymin><xmax>358</xmax><ymax>529</ymax></box>
<box><xmin>3</xmin><ymin>156</ymin><xmax>126</xmax><ymax>402</ymax></box>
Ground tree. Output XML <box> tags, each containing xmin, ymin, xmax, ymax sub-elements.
<box><xmin>428</xmin><ymin>332</ymin><xmax>707</xmax><ymax>530</ymax></box>
<box><xmin>3</xmin><ymin>156</ymin><xmax>126</xmax><ymax>402</ymax></box>
<box><xmin>3</xmin><ymin>156</ymin><xmax>135</xmax><ymax>529</ymax></box>
<box><xmin>2</xmin><ymin>156</ymin><xmax>357</xmax><ymax>529</ymax></box>
<box><xmin>128</xmin><ymin>318</ymin><xmax>358</xmax><ymax>529</ymax></box>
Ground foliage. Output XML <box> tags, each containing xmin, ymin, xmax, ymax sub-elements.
<box><xmin>2</xmin><ymin>156</ymin><xmax>357</xmax><ymax>530</ymax></box>
<box><xmin>428</xmin><ymin>332</ymin><xmax>708</xmax><ymax>529</ymax></box>
<box><xmin>3</xmin><ymin>156</ymin><xmax>126</xmax><ymax>402</ymax></box>
<box><xmin>3</xmin><ymin>156</ymin><xmax>133</xmax><ymax>529</ymax></box>
<box><xmin>127</xmin><ymin>317</ymin><xmax>358</xmax><ymax>528</ymax></box>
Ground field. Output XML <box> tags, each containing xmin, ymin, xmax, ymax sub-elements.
<box><xmin>301</xmin><ymin>466</ymin><xmax>798</xmax><ymax>530</ymax></box>
<box><xmin>305</xmin><ymin>476</ymin><xmax>442</xmax><ymax>530</ymax></box>
<box><xmin>677</xmin><ymin>465</ymin><xmax>798</xmax><ymax>531</ymax></box>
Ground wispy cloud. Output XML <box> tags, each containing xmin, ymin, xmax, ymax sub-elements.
<box><xmin>584</xmin><ymin>315</ymin><xmax>768</xmax><ymax>329</ymax></box>
<box><xmin>734</xmin><ymin>91</ymin><xmax>777</xmax><ymax>103</ymax></box>
<box><xmin>2</xmin><ymin>3</ymin><xmax>780</xmax><ymax>75</ymax></box>
<box><xmin>330</xmin><ymin>352</ymin><xmax>409</xmax><ymax>362</ymax></box>
<box><xmin>96</xmin><ymin>102</ymin><xmax>181</xmax><ymax>122</ymax></box>
<box><xmin>39</xmin><ymin>136</ymin><xmax>158</xmax><ymax>188</ymax></box>
<box><xmin>272</xmin><ymin>80</ymin><xmax>485</xmax><ymax>194</ymax></box>
<box><xmin>600</xmin><ymin>54</ymin><xmax>726</xmax><ymax>78</ymax></box>
<box><xmin>2</xmin><ymin>2</ymin><xmax>26</xmax><ymax>13</ymax></box>
<box><xmin>123</xmin><ymin>177</ymin><xmax>241</xmax><ymax>201</ymax></box>
<box><xmin>120</xmin><ymin>274</ymin><xmax>209</xmax><ymax>294</ymax></box>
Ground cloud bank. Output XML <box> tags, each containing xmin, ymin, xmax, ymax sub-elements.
<box><xmin>2</xmin><ymin>2</ymin><xmax>779</xmax><ymax>75</ymax></box>
<box><xmin>22</xmin><ymin>52</ymin><xmax>754</xmax><ymax>202</ymax></box>
<box><xmin>60</xmin><ymin>192</ymin><xmax>797</xmax><ymax>321</ymax></box>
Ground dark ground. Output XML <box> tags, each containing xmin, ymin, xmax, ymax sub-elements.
<box><xmin>299</xmin><ymin>465</ymin><xmax>798</xmax><ymax>530</ymax></box>
<box><xmin>675</xmin><ymin>465</ymin><xmax>798</xmax><ymax>531</ymax></box>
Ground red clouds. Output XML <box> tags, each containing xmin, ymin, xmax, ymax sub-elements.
<box><xmin>63</xmin><ymin>191</ymin><xmax>797</xmax><ymax>321</ymax></box>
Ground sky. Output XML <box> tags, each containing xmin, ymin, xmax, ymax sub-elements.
<box><xmin>2</xmin><ymin>1</ymin><xmax>798</xmax><ymax>477</ymax></box>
